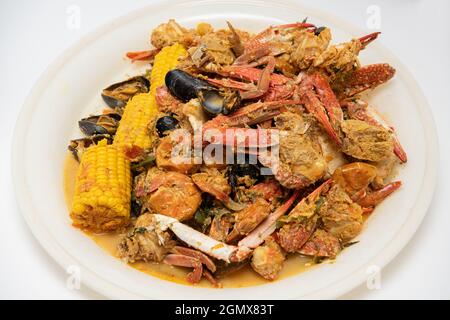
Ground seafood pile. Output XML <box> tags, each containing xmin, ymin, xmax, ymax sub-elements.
<box><xmin>68</xmin><ymin>19</ymin><xmax>405</xmax><ymax>287</ymax></box>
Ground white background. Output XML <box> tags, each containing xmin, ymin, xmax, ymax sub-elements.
<box><xmin>0</xmin><ymin>0</ymin><xmax>449</xmax><ymax>299</ymax></box>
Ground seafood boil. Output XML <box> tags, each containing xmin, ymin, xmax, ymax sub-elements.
<box><xmin>66</xmin><ymin>19</ymin><xmax>405</xmax><ymax>287</ymax></box>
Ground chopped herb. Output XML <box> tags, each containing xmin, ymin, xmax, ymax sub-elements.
<box><xmin>276</xmin><ymin>215</ymin><xmax>307</xmax><ymax>229</ymax></box>
<box><xmin>314</xmin><ymin>26</ymin><xmax>326</xmax><ymax>36</ymax></box>
<box><xmin>131</xmin><ymin>153</ymin><xmax>156</xmax><ymax>171</ymax></box>
<box><xmin>194</xmin><ymin>208</ymin><xmax>209</xmax><ymax>225</ymax></box>
<box><xmin>275</xmin><ymin>220</ymin><xmax>285</xmax><ymax>229</ymax></box>
<box><xmin>314</xmin><ymin>196</ymin><xmax>325</xmax><ymax>214</ymax></box>
<box><xmin>343</xmin><ymin>241</ymin><xmax>359</xmax><ymax>248</ymax></box>
<box><xmin>135</xmin><ymin>227</ymin><xmax>147</xmax><ymax>234</ymax></box>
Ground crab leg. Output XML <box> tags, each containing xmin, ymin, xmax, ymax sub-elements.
<box><xmin>357</xmin><ymin>181</ymin><xmax>401</xmax><ymax>207</ymax></box>
<box><xmin>203</xmin><ymin>270</ymin><xmax>222</xmax><ymax>288</ymax></box>
<box><xmin>208</xmin><ymin>56</ymin><xmax>275</xmax><ymax>100</ymax></box>
<box><xmin>154</xmin><ymin>214</ymin><xmax>251</xmax><ymax>263</ymax></box>
<box><xmin>220</xmin><ymin>65</ymin><xmax>290</xmax><ymax>86</ymax></box>
<box><xmin>171</xmin><ymin>246</ymin><xmax>217</xmax><ymax>272</ymax></box>
<box><xmin>208</xmin><ymin>75</ymin><xmax>295</xmax><ymax>102</ymax></box>
<box><xmin>227</xmin><ymin>21</ymin><xmax>244</xmax><ymax>56</ymax></box>
<box><xmin>207</xmin><ymin>77</ymin><xmax>257</xmax><ymax>91</ymax></box>
<box><xmin>163</xmin><ymin>254</ymin><xmax>203</xmax><ymax>283</ymax></box>
<box><xmin>234</xmin><ymin>45</ymin><xmax>272</xmax><ymax>66</ymax></box>
<box><xmin>126</xmin><ymin>48</ymin><xmax>160</xmax><ymax>62</ymax></box>
<box><xmin>238</xmin><ymin>190</ymin><xmax>300</xmax><ymax>249</ymax></box>
<box><xmin>239</xmin><ymin>56</ymin><xmax>276</xmax><ymax>100</ymax></box>
<box><xmin>202</xmin><ymin>99</ymin><xmax>301</xmax><ymax>132</ymax></box>
<box><xmin>300</xmin><ymin>73</ymin><xmax>343</xmax><ymax>145</ymax></box>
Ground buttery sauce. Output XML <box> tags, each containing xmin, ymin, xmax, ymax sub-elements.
<box><xmin>64</xmin><ymin>153</ymin><xmax>314</xmax><ymax>288</ymax></box>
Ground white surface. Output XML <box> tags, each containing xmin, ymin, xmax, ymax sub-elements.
<box><xmin>10</xmin><ymin>0</ymin><xmax>438</xmax><ymax>300</ymax></box>
<box><xmin>0</xmin><ymin>0</ymin><xmax>449</xmax><ymax>300</ymax></box>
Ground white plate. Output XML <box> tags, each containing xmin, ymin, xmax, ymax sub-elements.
<box><xmin>12</xmin><ymin>0</ymin><xmax>438</xmax><ymax>299</ymax></box>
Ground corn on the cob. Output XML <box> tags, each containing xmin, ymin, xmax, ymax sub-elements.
<box><xmin>71</xmin><ymin>140</ymin><xmax>132</xmax><ymax>232</ymax></box>
<box><xmin>113</xmin><ymin>44</ymin><xmax>187</xmax><ymax>156</ymax></box>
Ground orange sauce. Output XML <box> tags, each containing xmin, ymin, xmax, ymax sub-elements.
<box><xmin>63</xmin><ymin>153</ymin><xmax>314</xmax><ymax>288</ymax></box>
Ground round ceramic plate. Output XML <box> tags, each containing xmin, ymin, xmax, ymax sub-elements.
<box><xmin>13</xmin><ymin>0</ymin><xmax>438</xmax><ymax>299</ymax></box>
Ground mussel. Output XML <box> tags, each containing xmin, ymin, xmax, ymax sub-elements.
<box><xmin>68</xmin><ymin>134</ymin><xmax>113</xmax><ymax>162</ymax></box>
<box><xmin>78</xmin><ymin>113</ymin><xmax>121</xmax><ymax>136</ymax></box>
<box><xmin>165</xmin><ymin>69</ymin><xmax>240</xmax><ymax>115</ymax></box>
<box><xmin>227</xmin><ymin>163</ymin><xmax>261</xmax><ymax>180</ymax></box>
<box><xmin>102</xmin><ymin>76</ymin><xmax>150</xmax><ymax>110</ymax></box>
<box><xmin>226</xmin><ymin>163</ymin><xmax>261</xmax><ymax>196</ymax></box>
<box><xmin>155</xmin><ymin>115</ymin><xmax>180</xmax><ymax>137</ymax></box>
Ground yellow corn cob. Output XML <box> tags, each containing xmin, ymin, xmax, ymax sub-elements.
<box><xmin>149</xmin><ymin>43</ymin><xmax>187</xmax><ymax>95</ymax></box>
<box><xmin>113</xmin><ymin>43</ymin><xmax>187</xmax><ymax>155</ymax></box>
<box><xmin>71</xmin><ymin>140</ymin><xmax>132</xmax><ymax>232</ymax></box>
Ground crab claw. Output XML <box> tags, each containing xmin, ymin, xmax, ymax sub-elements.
<box><xmin>300</xmin><ymin>73</ymin><xmax>344</xmax><ymax>145</ymax></box>
<box><xmin>357</xmin><ymin>181</ymin><xmax>401</xmax><ymax>207</ymax></box>
<box><xmin>338</xmin><ymin>63</ymin><xmax>396</xmax><ymax>98</ymax></box>
<box><xmin>359</xmin><ymin>32</ymin><xmax>381</xmax><ymax>48</ymax></box>
<box><xmin>154</xmin><ymin>214</ymin><xmax>251</xmax><ymax>263</ymax></box>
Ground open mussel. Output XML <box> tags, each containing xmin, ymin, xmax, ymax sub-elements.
<box><xmin>102</xmin><ymin>76</ymin><xmax>150</xmax><ymax>110</ymax></box>
<box><xmin>68</xmin><ymin>134</ymin><xmax>113</xmax><ymax>162</ymax></box>
<box><xmin>165</xmin><ymin>69</ymin><xmax>240</xmax><ymax>115</ymax></box>
<box><xmin>78</xmin><ymin>113</ymin><xmax>121</xmax><ymax>136</ymax></box>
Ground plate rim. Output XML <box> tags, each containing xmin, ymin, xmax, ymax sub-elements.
<box><xmin>12</xmin><ymin>0</ymin><xmax>439</xmax><ymax>299</ymax></box>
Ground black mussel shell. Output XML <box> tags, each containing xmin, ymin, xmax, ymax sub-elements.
<box><xmin>227</xmin><ymin>163</ymin><xmax>261</xmax><ymax>181</ymax></box>
<box><xmin>68</xmin><ymin>134</ymin><xmax>112</xmax><ymax>162</ymax></box>
<box><xmin>226</xmin><ymin>163</ymin><xmax>261</xmax><ymax>194</ymax></box>
<box><xmin>155</xmin><ymin>115</ymin><xmax>179</xmax><ymax>137</ymax></box>
<box><xmin>130</xmin><ymin>199</ymin><xmax>143</xmax><ymax>217</ymax></box>
<box><xmin>102</xmin><ymin>76</ymin><xmax>150</xmax><ymax>109</ymax></box>
<box><xmin>198</xmin><ymin>89</ymin><xmax>227</xmax><ymax>115</ymax></box>
<box><xmin>78</xmin><ymin>113</ymin><xmax>121</xmax><ymax>136</ymax></box>
<box><xmin>165</xmin><ymin>69</ymin><xmax>210</xmax><ymax>102</ymax></box>
<box><xmin>165</xmin><ymin>69</ymin><xmax>238</xmax><ymax>115</ymax></box>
